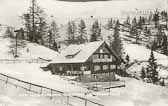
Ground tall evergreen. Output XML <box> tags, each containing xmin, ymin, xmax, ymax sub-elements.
<box><xmin>90</xmin><ymin>20</ymin><xmax>101</xmax><ymax>42</ymax></box>
<box><xmin>67</xmin><ymin>21</ymin><xmax>76</xmax><ymax>44</ymax></box>
<box><xmin>146</xmin><ymin>49</ymin><xmax>158</xmax><ymax>83</ymax></box>
<box><xmin>111</xmin><ymin>20</ymin><xmax>123</xmax><ymax>58</ymax></box>
<box><xmin>153</xmin><ymin>10</ymin><xmax>160</xmax><ymax>28</ymax></box>
<box><xmin>107</xmin><ymin>18</ymin><xmax>113</xmax><ymax>29</ymax></box>
<box><xmin>48</xmin><ymin>20</ymin><xmax>59</xmax><ymax>48</ymax></box>
<box><xmin>124</xmin><ymin>16</ymin><xmax>130</xmax><ymax>25</ymax></box>
<box><xmin>78</xmin><ymin>19</ymin><xmax>87</xmax><ymax>44</ymax></box>
<box><xmin>4</xmin><ymin>27</ymin><xmax>14</xmax><ymax>38</ymax></box>
<box><xmin>161</xmin><ymin>33</ymin><xmax>168</xmax><ymax>55</ymax></box>
<box><xmin>21</xmin><ymin>0</ymin><xmax>47</xmax><ymax>44</ymax></box>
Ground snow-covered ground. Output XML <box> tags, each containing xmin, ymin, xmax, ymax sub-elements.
<box><xmin>0</xmin><ymin>81</ymin><xmax>65</xmax><ymax>106</ymax></box>
<box><xmin>123</xmin><ymin>41</ymin><xmax>168</xmax><ymax>80</ymax></box>
<box><xmin>1</xmin><ymin>20</ymin><xmax>168</xmax><ymax>106</ymax></box>
<box><xmin>123</xmin><ymin>42</ymin><xmax>168</xmax><ymax>67</ymax></box>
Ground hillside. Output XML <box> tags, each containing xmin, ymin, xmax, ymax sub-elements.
<box><xmin>0</xmin><ymin>18</ymin><xmax>168</xmax><ymax>106</ymax></box>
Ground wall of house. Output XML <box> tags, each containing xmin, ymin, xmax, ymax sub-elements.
<box><xmin>76</xmin><ymin>72</ymin><xmax>116</xmax><ymax>82</ymax></box>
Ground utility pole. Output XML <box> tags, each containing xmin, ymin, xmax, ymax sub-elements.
<box><xmin>14</xmin><ymin>29</ymin><xmax>20</xmax><ymax>58</ymax></box>
<box><xmin>32</xmin><ymin>0</ymin><xmax>35</xmax><ymax>42</ymax></box>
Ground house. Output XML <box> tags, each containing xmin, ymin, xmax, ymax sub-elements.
<box><xmin>45</xmin><ymin>41</ymin><xmax>121</xmax><ymax>77</ymax></box>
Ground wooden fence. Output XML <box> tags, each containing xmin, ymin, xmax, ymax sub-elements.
<box><xmin>0</xmin><ymin>59</ymin><xmax>50</xmax><ymax>64</ymax></box>
<box><xmin>0</xmin><ymin>72</ymin><xmax>105</xmax><ymax>106</ymax></box>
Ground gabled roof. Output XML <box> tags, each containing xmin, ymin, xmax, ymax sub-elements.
<box><xmin>49</xmin><ymin>41</ymin><xmax>120</xmax><ymax>64</ymax></box>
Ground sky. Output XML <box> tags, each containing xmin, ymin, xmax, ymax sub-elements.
<box><xmin>0</xmin><ymin>0</ymin><xmax>167</xmax><ymax>27</ymax></box>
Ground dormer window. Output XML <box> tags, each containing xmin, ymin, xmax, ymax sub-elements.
<box><xmin>65</xmin><ymin>50</ymin><xmax>81</xmax><ymax>59</ymax></box>
<box><xmin>66</xmin><ymin>55</ymin><xmax>74</xmax><ymax>59</ymax></box>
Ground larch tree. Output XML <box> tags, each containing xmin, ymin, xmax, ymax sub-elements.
<box><xmin>111</xmin><ymin>20</ymin><xmax>123</xmax><ymax>58</ymax></box>
<box><xmin>67</xmin><ymin>21</ymin><xmax>77</xmax><ymax>44</ymax></box>
<box><xmin>153</xmin><ymin>10</ymin><xmax>160</xmax><ymax>28</ymax></box>
<box><xmin>90</xmin><ymin>20</ymin><xmax>101</xmax><ymax>42</ymax></box>
<box><xmin>48</xmin><ymin>20</ymin><xmax>59</xmax><ymax>49</ymax></box>
<box><xmin>161</xmin><ymin>33</ymin><xmax>168</xmax><ymax>55</ymax></box>
<box><xmin>4</xmin><ymin>27</ymin><xmax>14</xmax><ymax>38</ymax></box>
<box><xmin>124</xmin><ymin>16</ymin><xmax>130</xmax><ymax>25</ymax></box>
<box><xmin>107</xmin><ymin>18</ymin><xmax>113</xmax><ymax>29</ymax></box>
<box><xmin>21</xmin><ymin>0</ymin><xmax>47</xmax><ymax>44</ymax></box>
<box><xmin>78</xmin><ymin>19</ymin><xmax>87</xmax><ymax>44</ymax></box>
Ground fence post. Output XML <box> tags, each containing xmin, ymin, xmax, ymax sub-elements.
<box><xmin>6</xmin><ymin>77</ymin><xmax>8</xmax><ymax>84</ymax></box>
<box><xmin>29</xmin><ymin>84</ymin><xmax>31</xmax><ymax>91</ymax></box>
<box><xmin>50</xmin><ymin>89</ymin><xmax>52</xmax><ymax>99</ymax></box>
<box><xmin>67</xmin><ymin>95</ymin><xmax>69</xmax><ymax>106</ymax></box>
<box><xmin>85</xmin><ymin>93</ymin><xmax>87</xmax><ymax>106</ymax></box>
<box><xmin>40</xmin><ymin>87</ymin><xmax>43</xmax><ymax>94</ymax></box>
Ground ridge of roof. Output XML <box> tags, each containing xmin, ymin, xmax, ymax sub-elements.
<box><xmin>50</xmin><ymin>41</ymin><xmax>104</xmax><ymax>64</ymax></box>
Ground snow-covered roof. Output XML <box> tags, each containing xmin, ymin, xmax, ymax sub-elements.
<box><xmin>50</xmin><ymin>41</ymin><xmax>106</xmax><ymax>64</ymax></box>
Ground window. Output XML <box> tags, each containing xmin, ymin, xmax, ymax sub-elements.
<box><xmin>110</xmin><ymin>65</ymin><xmax>116</xmax><ymax>69</ymax></box>
<box><xmin>103</xmin><ymin>65</ymin><xmax>108</xmax><ymax>70</ymax></box>
<box><xmin>108</xmin><ymin>55</ymin><xmax>111</xmax><ymax>59</ymax></box>
<box><xmin>94</xmin><ymin>65</ymin><xmax>100</xmax><ymax>71</ymax></box>
<box><xmin>104</xmin><ymin>55</ymin><xmax>108</xmax><ymax>59</ymax></box>
<box><xmin>59</xmin><ymin>66</ymin><xmax>63</xmax><ymax>71</ymax></box>
<box><xmin>100</xmin><ymin>55</ymin><xmax>103</xmax><ymax>59</ymax></box>
<box><xmin>100</xmin><ymin>49</ymin><xmax>103</xmax><ymax>53</ymax></box>
<box><xmin>93</xmin><ymin>54</ymin><xmax>99</xmax><ymax>59</ymax></box>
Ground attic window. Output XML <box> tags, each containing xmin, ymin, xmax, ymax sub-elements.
<box><xmin>65</xmin><ymin>50</ymin><xmax>81</xmax><ymax>59</ymax></box>
<box><xmin>100</xmin><ymin>49</ymin><xmax>103</xmax><ymax>53</ymax></box>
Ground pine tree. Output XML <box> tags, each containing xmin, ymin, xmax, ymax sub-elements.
<box><xmin>140</xmin><ymin>67</ymin><xmax>146</xmax><ymax>79</ymax></box>
<box><xmin>130</xmin><ymin>17</ymin><xmax>139</xmax><ymax>44</ymax></box>
<box><xmin>132</xmin><ymin>17</ymin><xmax>137</xmax><ymax>27</ymax></box>
<box><xmin>53</xmin><ymin>41</ymin><xmax>58</xmax><ymax>51</ymax></box>
<box><xmin>146</xmin><ymin>49</ymin><xmax>158</xmax><ymax>83</ymax></box>
<box><xmin>78</xmin><ymin>19</ymin><xmax>87</xmax><ymax>44</ymax></box>
<box><xmin>90</xmin><ymin>20</ymin><xmax>101</xmax><ymax>42</ymax></box>
<box><xmin>153</xmin><ymin>9</ymin><xmax>160</xmax><ymax>28</ymax></box>
<box><xmin>48</xmin><ymin>20</ymin><xmax>59</xmax><ymax>48</ymax></box>
<box><xmin>21</xmin><ymin>0</ymin><xmax>47</xmax><ymax>44</ymax></box>
<box><xmin>107</xmin><ymin>18</ymin><xmax>113</xmax><ymax>29</ymax></box>
<box><xmin>125</xmin><ymin>54</ymin><xmax>130</xmax><ymax>63</ymax></box>
<box><xmin>67</xmin><ymin>21</ymin><xmax>77</xmax><ymax>44</ymax></box>
<box><xmin>138</xmin><ymin>16</ymin><xmax>142</xmax><ymax>29</ymax></box>
<box><xmin>111</xmin><ymin>20</ymin><xmax>123</xmax><ymax>57</ymax></box>
<box><xmin>4</xmin><ymin>27</ymin><xmax>14</xmax><ymax>38</ymax></box>
<box><xmin>161</xmin><ymin>33</ymin><xmax>168</xmax><ymax>55</ymax></box>
<box><xmin>125</xmin><ymin>16</ymin><xmax>130</xmax><ymax>25</ymax></box>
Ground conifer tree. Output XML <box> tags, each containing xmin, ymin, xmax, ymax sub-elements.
<box><xmin>107</xmin><ymin>18</ymin><xmax>113</xmax><ymax>29</ymax></box>
<box><xmin>125</xmin><ymin>16</ymin><xmax>130</xmax><ymax>25</ymax></box>
<box><xmin>140</xmin><ymin>67</ymin><xmax>146</xmax><ymax>79</ymax></box>
<box><xmin>5</xmin><ymin>27</ymin><xmax>14</xmax><ymax>38</ymax></box>
<box><xmin>111</xmin><ymin>20</ymin><xmax>123</xmax><ymax>58</ymax></box>
<box><xmin>90</xmin><ymin>20</ymin><xmax>101</xmax><ymax>42</ymax></box>
<box><xmin>48</xmin><ymin>20</ymin><xmax>59</xmax><ymax>48</ymax></box>
<box><xmin>153</xmin><ymin>10</ymin><xmax>160</xmax><ymax>28</ymax></box>
<box><xmin>161</xmin><ymin>34</ymin><xmax>168</xmax><ymax>55</ymax></box>
<box><xmin>21</xmin><ymin>0</ymin><xmax>47</xmax><ymax>44</ymax></box>
<box><xmin>78</xmin><ymin>19</ymin><xmax>87</xmax><ymax>44</ymax></box>
<box><xmin>146</xmin><ymin>49</ymin><xmax>158</xmax><ymax>83</ymax></box>
<box><xmin>67</xmin><ymin>21</ymin><xmax>77</xmax><ymax>44</ymax></box>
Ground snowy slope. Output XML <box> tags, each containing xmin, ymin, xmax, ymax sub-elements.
<box><xmin>123</xmin><ymin>42</ymin><xmax>168</xmax><ymax>67</ymax></box>
<box><xmin>123</xmin><ymin>41</ymin><xmax>168</xmax><ymax>79</ymax></box>
<box><xmin>0</xmin><ymin>27</ymin><xmax>59</xmax><ymax>60</ymax></box>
